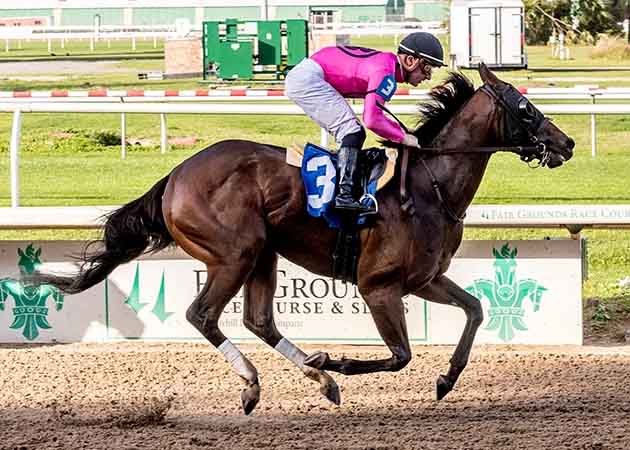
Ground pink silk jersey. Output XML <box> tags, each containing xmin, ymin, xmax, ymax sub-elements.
<box><xmin>310</xmin><ymin>46</ymin><xmax>406</xmax><ymax>143</ymax></box>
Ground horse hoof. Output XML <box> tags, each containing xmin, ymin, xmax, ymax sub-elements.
<box><xmin>304</xmin><ymin>351</ymin><xmax>330</xmax><ymax>370</ymax></box>
<box><xmin>435</xmin><ymin>375</ymin><xmax>452</xmax><ymax>401</ymax></box>
<box><xmin>241</xmin><ymin>383</ymin><xmax>260</xmax><ymax>415</ymax></box>
<box><xmin>320</xmin><ymin>378</ymin><xmax>341</xmax><ymax>406</ymax></box>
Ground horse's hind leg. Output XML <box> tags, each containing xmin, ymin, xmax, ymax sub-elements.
<box><xmin>242</xmin><ymin>247</ymin><xmax>341</xmax><ymax>406</ymax></box>
<box><xmin>415</xmin><ymin>274</ymin><xmax>483</xmax><ymax>401</ymax></box>
<box><xmin>186</xmin><ymin>262</ymin><xmax>261</xmax><ymax>415</ymax></box>
<box><xmin>305</xmin><ymin>284</ymin><xmax>412</xmax><ymax>375</ymax></box>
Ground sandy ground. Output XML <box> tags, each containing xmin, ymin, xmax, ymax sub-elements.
<box><xmin>1</xmin><ymin>342</ymin><xmax>629</xmax><ymax>450</ymax></box>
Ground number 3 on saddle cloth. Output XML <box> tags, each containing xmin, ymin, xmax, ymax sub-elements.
<box><xmin>286</xmin><ymin>142</ymin><xmax>398</xmax><ymax>283</ymax></box>
<box><xmin>296</xmin><ymin>143</ymin><xmax>397</xmax><ymax>228</ymax></box>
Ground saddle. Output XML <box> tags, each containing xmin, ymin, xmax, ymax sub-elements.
<box><xmin>286</xmin><ymin>143</ymin><xmax>398</xmax><ymax>195</ymax></box>
<box><xmin>287</xmin><ymin>143</ymin><xmax>398</xmax><ymax>284</ymax></box>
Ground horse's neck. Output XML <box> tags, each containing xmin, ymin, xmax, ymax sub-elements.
<box><xmin>415</xmin><ymin>92</ymin><xmax>497</xmax><ymax>218</ymax></box>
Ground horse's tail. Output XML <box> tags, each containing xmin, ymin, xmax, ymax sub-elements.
<box><xmin>30</xmin><ymin>175</ymin><xmax>173</xmax><ymax>294</ymax></box>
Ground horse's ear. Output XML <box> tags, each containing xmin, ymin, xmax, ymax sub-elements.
<box><xmin>17</xmin><ymin>248</ymin><xmax>24</xmax><ymax>257</ymax></box>
<box><xmin>478</xmin><ymin>62</ymin><xmax>498</xmax><ymax>85</ymax></box>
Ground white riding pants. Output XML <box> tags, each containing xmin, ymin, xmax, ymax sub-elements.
<box><xmin>285</xmin><ymin>58</ymin><xmax>362</xmax><ymax>145</ymax></box>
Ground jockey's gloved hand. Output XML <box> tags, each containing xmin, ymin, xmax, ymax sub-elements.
<box><xmin>402</xmin><ymin>133</ymin><xmax>421</xmax><ymax>149</ymax></box>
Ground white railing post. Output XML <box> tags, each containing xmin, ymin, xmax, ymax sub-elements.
<box><xmin>320</xmin><ymin>128</ymin><xmax>329</xmax><ymax>148</ymax></box>
<box><xmin>10</xmin><ymin>110</ymin><xmax>22</xmax><ymax>207</ymax></box>
<box><xmin>121</xmin><ymin>113</ymin><xmax>127</xmax><ymax>159</ymax></box>
<box><xmin>160</xmin><ymin>113</ymin><xmax>168</xmax><ymax>154</ymax></box>
<box><xmin>591</xmin><ymin>95</ymin><xmax>597</xmax><ymax>158</ymax></box>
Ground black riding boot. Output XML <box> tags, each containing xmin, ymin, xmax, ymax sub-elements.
<box><xmin>335</xmin><ymin>146</ymin><xmax>372</xmax><ymax>214</ymax></box>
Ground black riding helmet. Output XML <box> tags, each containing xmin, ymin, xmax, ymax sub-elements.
<box><xmin>398</xmin><ymin>32</ymin><xmax>446</xmax><ymax>67</ymax></box>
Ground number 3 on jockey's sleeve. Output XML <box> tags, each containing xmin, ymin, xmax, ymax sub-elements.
<box><xmin>374</xmin><ymin>74</ymin><xmax>397</xmax><ymax>102</ymax></box>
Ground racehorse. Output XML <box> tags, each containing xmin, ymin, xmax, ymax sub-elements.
<box><xmin>28</xmin><ymin>64</ymin><xmax>574</xmax><ymax>414</ymax></box>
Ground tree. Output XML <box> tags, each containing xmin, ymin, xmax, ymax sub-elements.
<box><xmin>524</xmin><ymin>0</ymin><xmax>619</xmax><ymax>44</ymax></box>
<box><xmin>572</xmin><ymin>0</ymin><xmax>617</xmax><ymax>37</ymax></box>
<box><xmin>523</xmin><ymin>0</ymin><xmax>571</xmax><ymax>45</ymax></box>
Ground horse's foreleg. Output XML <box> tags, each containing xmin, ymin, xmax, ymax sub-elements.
<box><xmin>242</xmin><ymin>248</ymin><xmax>341</xmax><ymax>406</ymax></box>
<box><xmin>186</xmin><ymin>263</ymin><xmax>260</xmax><ymax>415</ymax></box>
<box><xmin>305</xmin><ymin>285</ymin><xmax>412</xmax><ymax>375</ymax></box>
<box><xmin>416</xmin><ymin>274</ymin><xmax>484</xmax><ymax>401</ymax></box>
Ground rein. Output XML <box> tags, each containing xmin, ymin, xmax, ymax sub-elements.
<box><xmin>377</xmin><ymin>86</ymin><xmax>550</xmax><ymax>223</ymax></box>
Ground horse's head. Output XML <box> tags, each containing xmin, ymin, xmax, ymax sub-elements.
<box><xmin>479</xmin><ymin>63</ymin><xmax>574</xmax><ymax>168</ymax></box>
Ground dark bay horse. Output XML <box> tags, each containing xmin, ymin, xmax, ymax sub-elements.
<box><xmin>30</xmin><ymin>64</ymin><xmax>574</xmax><ymax>414</ymax></box>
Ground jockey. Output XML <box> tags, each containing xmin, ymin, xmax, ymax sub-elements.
<box><xmin>285</xmin><ymin>32</ymin><xmax>445</xmax><ymax>214</ymax></box>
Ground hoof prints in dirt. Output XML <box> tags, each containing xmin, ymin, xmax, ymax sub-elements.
<box><xmin>48</xmin><ymin>394</ymin><xmax>175</xmax><ymax>429</ymax></box>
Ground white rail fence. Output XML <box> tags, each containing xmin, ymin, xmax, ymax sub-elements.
<box><xmin>310</xmin><ymin>20</ymin><xmax>447</xmax><ymax>36</ymax></box>
<box><xmin>0</xmin><ymin>24</ymin><xmax>186</xmax><ymax>52</ymax></box>
<box><xmin>0</xmin><ymin>20</ymin><xmax>445</xmax><ymax>52</ymax></box>
<box><xmin>0</xmin><ymin>86</ymin><xmax>623</xmax><ymax>158</ymax></box>
<box><xmin>3</xmin><ymin>101</ymin><xmax>630</xmax><ymax>207</ymax></box>
<box><xmin>2</xmin><ymin>205</ymin><xmax>630</xmax><ymax>233</ymax></box>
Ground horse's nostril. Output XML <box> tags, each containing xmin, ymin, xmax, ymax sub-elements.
<box><xmin>567</xmin><ymin>138</ymin><xmax>575</xmax><ymax>150</ymax></box>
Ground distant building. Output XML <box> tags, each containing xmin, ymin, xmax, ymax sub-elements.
<box><xmin>0</xmin><ymin>0</ymin><xmax>448</xmax><ymax>27</ymax></box>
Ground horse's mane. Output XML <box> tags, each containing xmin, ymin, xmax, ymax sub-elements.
<box><xmin>382</xmin><ymin>72</ymin><xmax>475</xmax><ymax>148</ymax></box>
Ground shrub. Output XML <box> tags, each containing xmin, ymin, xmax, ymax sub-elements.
<box><xmin>591</xmin><ymin>36</ymin><xmax>630</xmax><ymax>59</ymax></box>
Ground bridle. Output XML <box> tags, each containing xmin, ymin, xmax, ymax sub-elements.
<box><xmin>380</xmin><ymin>82</ymin><xmax>554</xmax><ymax>222</ymax></box>
<box><xmin>479</xmin><ymin>83</ymin><xmax>552</xmax><ymax>167</ymax></box>
<box><xmin>406</xmin><ymin>83</ymin><xmax>551</xmax><ymax>165</ymax></box>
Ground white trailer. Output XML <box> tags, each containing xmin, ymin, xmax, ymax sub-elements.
<box><xmin>450</xmin><ymin>0</ymin><xmax>526</xmax><ymax>69</ymax></box>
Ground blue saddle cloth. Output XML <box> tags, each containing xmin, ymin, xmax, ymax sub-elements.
<box><xmin>301</xmin><ymin>143</ymin><xmax>378</xmax><ymax>229</ymax></box>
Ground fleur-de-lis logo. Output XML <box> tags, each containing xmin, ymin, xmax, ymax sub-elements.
<box><xmin>465</xmin><ymin>243</ymin><xmax>547</xmax><ymax>342</ymax></box>
<box><xmin>0</xmin><ymin>244</ymin><xmax>64</xmax><ymax>340</ymax></box>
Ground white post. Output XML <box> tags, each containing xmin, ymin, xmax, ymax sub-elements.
<box><xmin>153</xmin><ymin>36</ymin><xmax>157</xmax><ymax>48</ymax></box>
<box><xmin>160</xmin><ymin>113</ymin><xmax>168</xmax><ymax>154</ymax></box>
<box><xmin>5</xmin><ymin>39</ymin><xmax>8</xmax><ymax>52</ymax></box>
<box><xmin>10</xmin><ymin>110</ymin><xmax>22</xmax><ymax>208</ymax></box>
<box><xmin>121</xmin><ymin>113</ymin><xmax>127</xmax><ymax>159</ymax></box>
<box><xmin>320</xmin><ymin>128</ymin><xmax>329</xmax><ymax>148</ymax></box>
<box><xmin>132</xmin><ymin>36</ymin><xmax>136</xmax><ymax>51</ymax></box>
<box><xmin>591</xmin><ymin>95</ymin><xmax>597</xmax><ymax>158</ymax></box>
<box><xmin>90</xmin><ymin>36</ymin><xmax>94</xmax><ymax>52</ymax></box>
<box><xmin>48</xmin><ymin>38</ymin><xmax>52</xmax><ymax>53</ymax></box>
<box><xmin>107</xmin><ymin>39</ymin><xmax>111</xmax><ymax>49</ymax></box>
<box><xmin>61</xmin><ymin>37</ymin><xmax>65</xmax><ymax>49</ymax></box>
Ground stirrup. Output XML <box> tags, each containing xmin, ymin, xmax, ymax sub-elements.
<box><xmin>359</xmin><ymin>193</ymin><xmax>378</xmax><ymax>216</ymax></box>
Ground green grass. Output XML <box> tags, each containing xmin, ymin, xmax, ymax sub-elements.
<box><xmin>0</xmin><ymin>38</ymin><xmax>164</xmax><ymax>59</ymax></box>
<box><xmin>526</xmin><ymin>45</ymin><xmax>630</xmax><ymax>67</ymax></box>
<box><xmin>1</xmin><ymin>36</ymin><xmax>630</xmax><ymax>339</ymax></box>
<box><xmin>349</xmin><ymin>37</ymin><xmax>630</xmax><ymax>88</ymax></box>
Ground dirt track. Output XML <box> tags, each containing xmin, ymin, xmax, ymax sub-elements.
<box><xmin>1</xmin><ymin>343</ymin><xmax>629</xmax><ymax>450</ymax></box>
